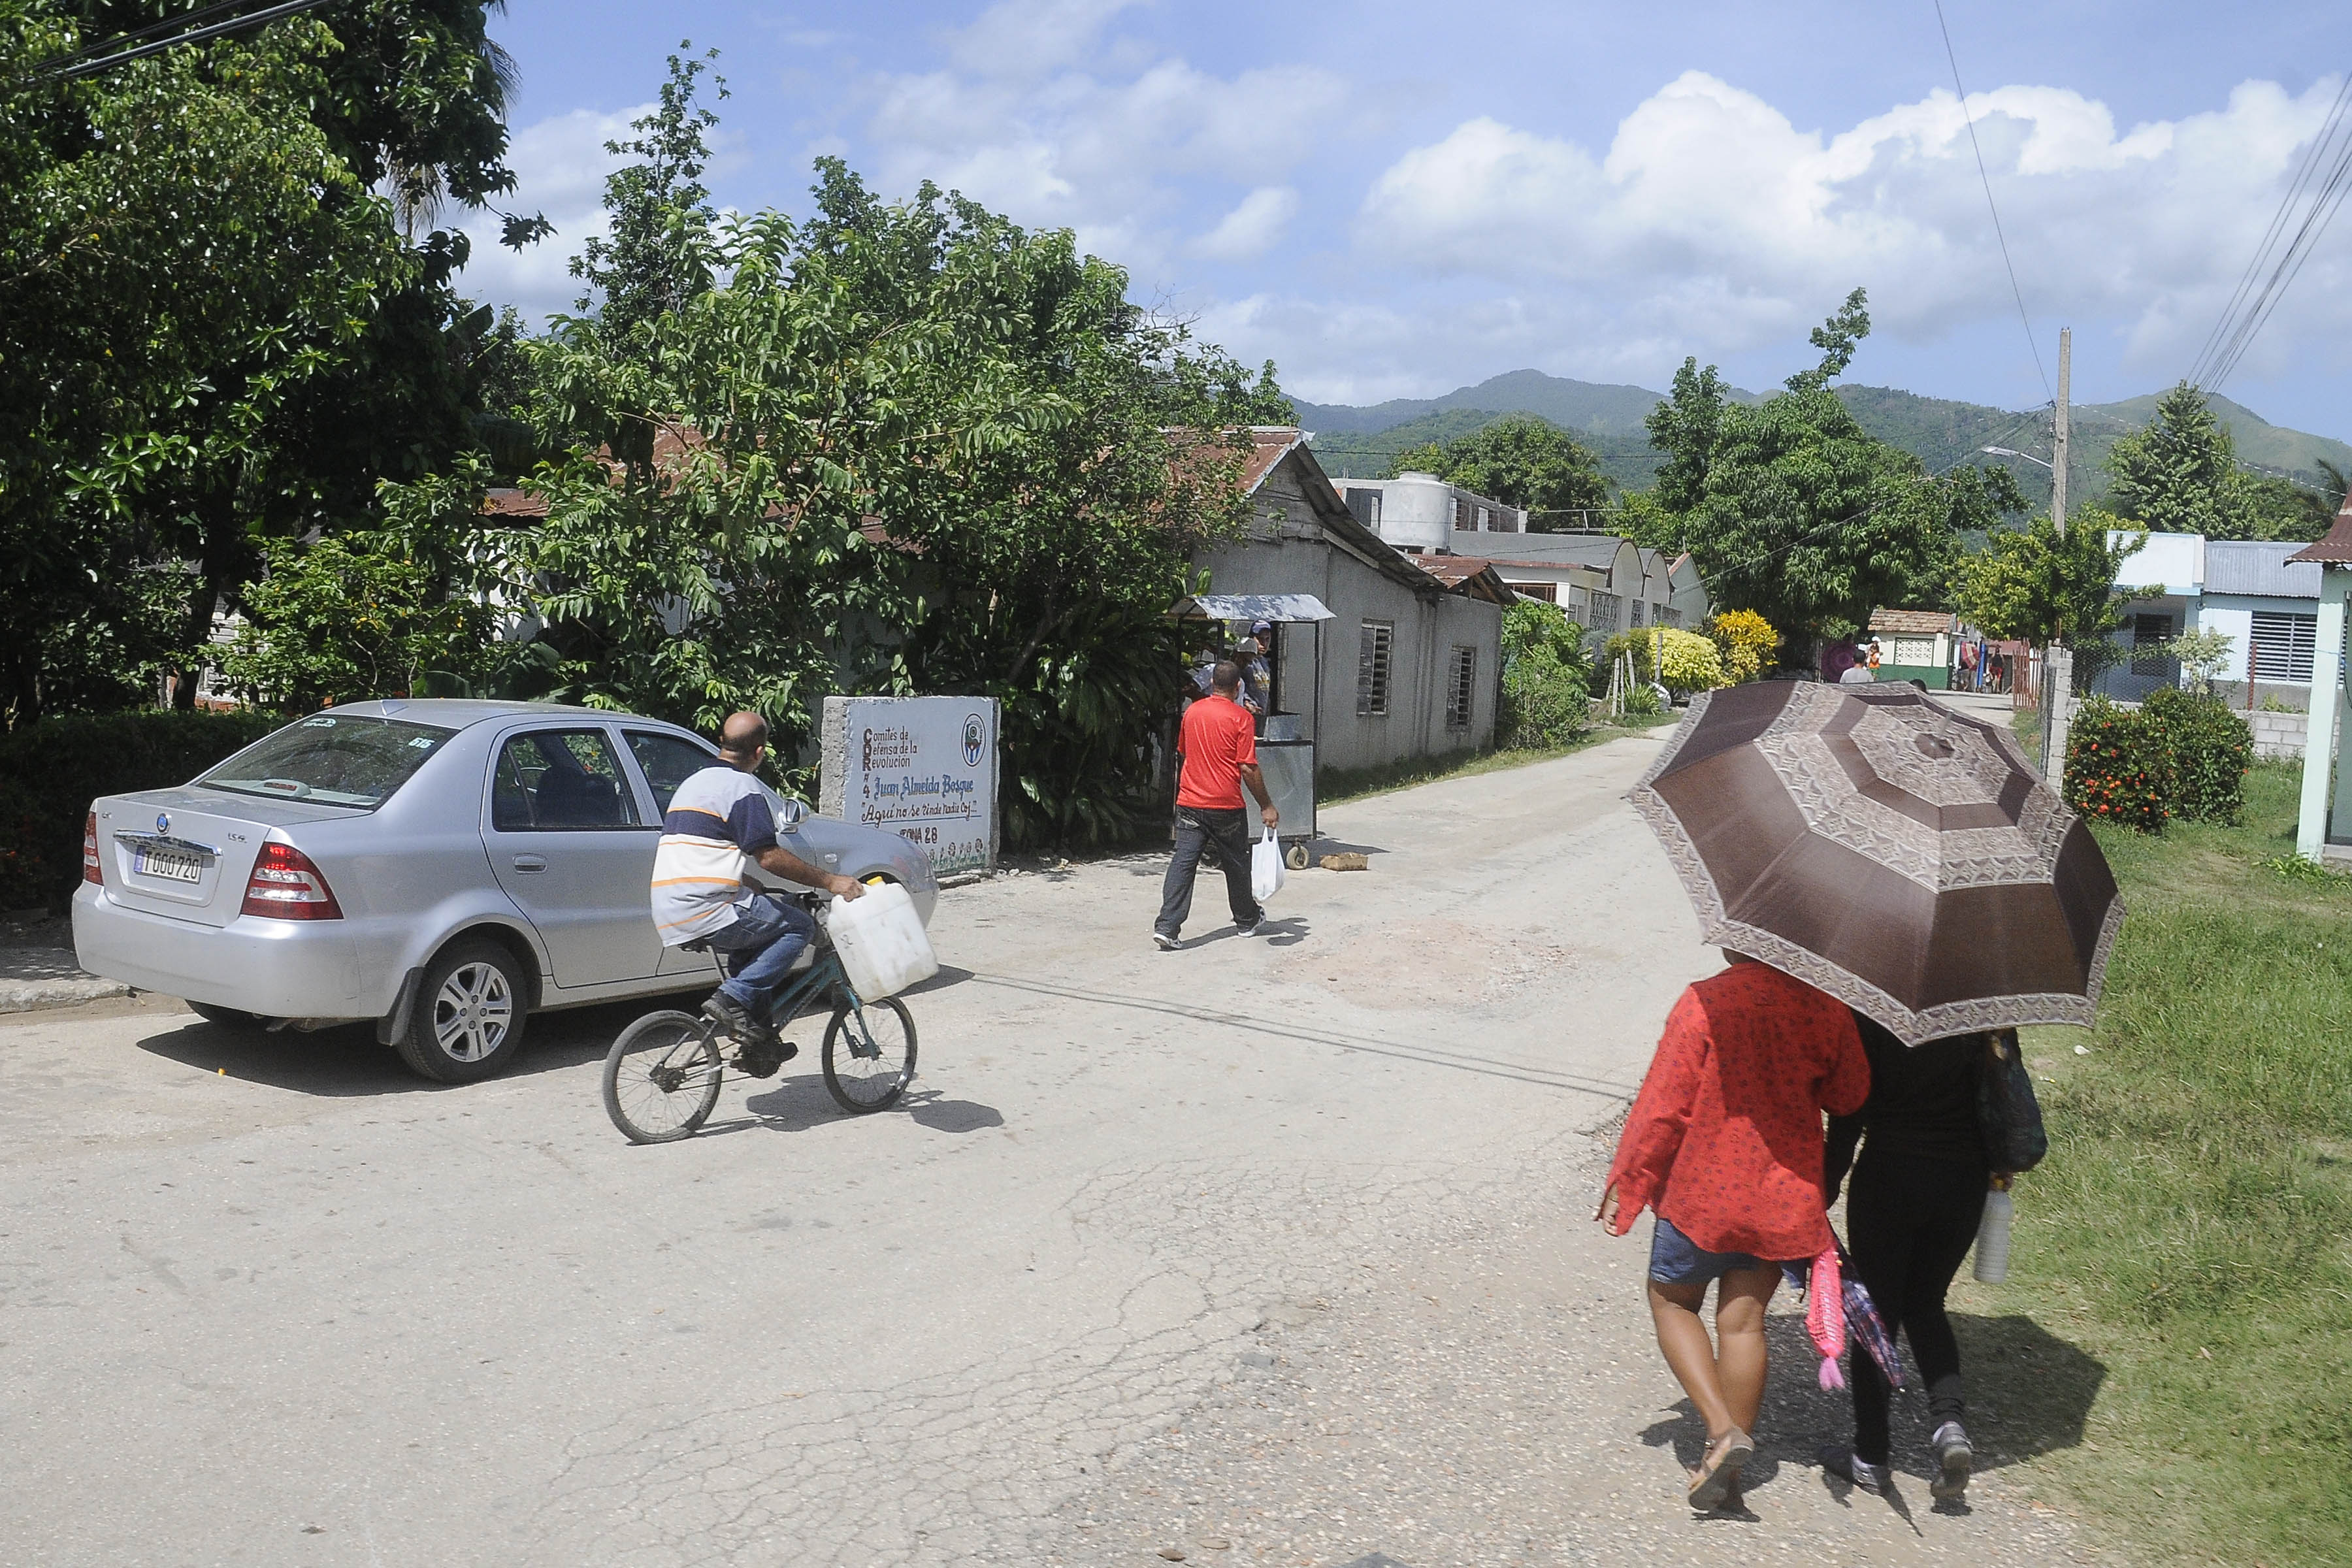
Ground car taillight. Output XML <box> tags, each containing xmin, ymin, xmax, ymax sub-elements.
<box><xmin>240</xmin><ymin>842</ymin><xmax>344</xmax><ymax>920</ymax></box>
<box><xmin>83</xmin><ymin>811</ymin><xmax>102</xmax><ymax>885</ymax></box>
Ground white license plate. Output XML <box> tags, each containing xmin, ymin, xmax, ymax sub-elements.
<box><xmin>134</xmin><ymin>846</ymin><xmax>203</xmax><ymax>884</ymax></box>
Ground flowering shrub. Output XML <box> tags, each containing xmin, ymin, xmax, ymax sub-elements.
<box><xmin>1705</xmin><ymin>609</ymin><xmax>1781</xmax><ymax>683</ymax></box>
<box><xmin>1605</xmin><ymin>628</ymin><xmax>1724</xmax><ymax>693</ymax></box>
<box><xmin>2063</xmin><ymin>696</ymin><xmax>2171</xmax><ymax>832</ymax></box>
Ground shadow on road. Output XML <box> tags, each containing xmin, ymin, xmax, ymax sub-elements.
<box><xmin>131</xmin><ymin>996</ymin><xmax>674</xmax><ymax>1096</ymax></box>
<box><xmin>726</xmin><ymin>1079</ymin><xmax>1005</xmax><ymax>1137</ymax></box>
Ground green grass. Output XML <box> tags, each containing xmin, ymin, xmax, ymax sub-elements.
<box><xmin>1970</xmin><ymin>761</ymin><xmax>2352</xmax><ymax>1565</ymax></box>
<box><xmin>1317</xmin><ymin>711</ymin><xmax>1680</xmax><ymax>804</ymax></box>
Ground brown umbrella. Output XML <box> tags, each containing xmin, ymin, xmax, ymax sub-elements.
<box><xmin>1631</xmin><ymin>679</ymin><xmax>2123</xmax><ymax>1045</ymax></box>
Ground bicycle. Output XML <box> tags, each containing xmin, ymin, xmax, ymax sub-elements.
<box><xmin>600</xmin><ymin>892</ymin><xmax>918</xmax><ymax>1143</ymax></box>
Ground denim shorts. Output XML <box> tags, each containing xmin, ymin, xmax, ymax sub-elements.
<box><xmin>1647</xmin><ymin>1216</ymin><xmax>1785</xmax><ymax>1285</ymax></box>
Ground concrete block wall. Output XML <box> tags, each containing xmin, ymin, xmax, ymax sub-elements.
<box><xmin>2056</xmin><ymin>694</ymin><xmax>2308</xmax><ymax>761</ymax></box>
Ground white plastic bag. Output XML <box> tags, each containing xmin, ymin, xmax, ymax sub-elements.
<box><xmin>1250</xmin><ymin>823</ymin><xmax>1286</xmax><ymax>904</ymax></box>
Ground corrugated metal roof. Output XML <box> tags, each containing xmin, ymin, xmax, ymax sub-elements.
<box><xmin>2204</xmin><ymin>540</ymin><xmax>2321</xmax><ymax>599</ymax></box>
<box><xmin>2287</xmin><ymin>499</ymin><xmax>2352</xmax><ymax>565</ymax></box>
<box><xmin>1452</xmin><ymin>531</ymin><xmax>1625</xmax><ymax>567</ymax></box>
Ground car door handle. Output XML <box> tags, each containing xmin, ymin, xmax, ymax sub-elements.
<box><xmin>512</xmin><ymin>854</ymin><xmax>548</xmax><ymax>873</ymax></box>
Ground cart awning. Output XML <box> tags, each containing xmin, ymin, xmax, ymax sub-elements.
<box><xmin>1169</xmin><ymin>593</ymin><xmax>1334</xmax><ymax>623</ymax></box>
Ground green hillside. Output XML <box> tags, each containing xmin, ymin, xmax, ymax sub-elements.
<box><xmin>1297</xmin><ymin>368</ymin><xmax>2350</xmax><ymax>510</ymax></box>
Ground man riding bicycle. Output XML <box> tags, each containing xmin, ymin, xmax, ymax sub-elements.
<box><xmin>649</xmin><ymin>712</ymin><xmax>864</xmax><ymax>1073</ymax></box>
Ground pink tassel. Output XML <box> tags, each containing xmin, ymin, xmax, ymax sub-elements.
<box><xmin>1805</xmin><ymin>1245</ymin><xmax>1846</xmax><ymax>1388</ymax></box>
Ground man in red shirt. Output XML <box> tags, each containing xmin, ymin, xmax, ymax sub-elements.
<box><xmin>1154</xmin><ymin>661</ymin><xmax>1279</xmax><ymax>950</ymax></box>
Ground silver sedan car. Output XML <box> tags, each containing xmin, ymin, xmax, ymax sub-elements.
<box><xmin>73</xmin><ymin>700</ymin><xmax>940</xmax><ymax>1083</ymax></box>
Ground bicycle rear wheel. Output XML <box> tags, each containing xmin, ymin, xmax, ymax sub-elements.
<box><xmin>823</xmin><ymin>996</ymin><xmax>915</xmax><ymax>1113</ymax></box>
<box><xmin>603</xmin><ymin>1010</ymin><xmax>724</xmax><ymax>1143</ymax></box>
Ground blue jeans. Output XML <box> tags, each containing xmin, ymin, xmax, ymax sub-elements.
<box><xmin>1647</xmin><ymin>1216</ymin><xmax>1789</xmax><ymax>1284</ymax></box>
<box><xmin>702</xmin><ymin>894</ymin><xmax>815</xmax><ymax>1023</ymax></box>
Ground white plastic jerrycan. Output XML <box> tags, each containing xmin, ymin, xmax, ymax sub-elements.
<box><xmin>826</xmin><ymin>880</ymin><xmax>940</xmax><ymax>1002</ymax></box>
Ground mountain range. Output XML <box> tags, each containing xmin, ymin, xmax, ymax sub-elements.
<box><xmin>1293</xmin><ymin>371</ymin><xmax>2352</xmax><ymax>511</ymax></box>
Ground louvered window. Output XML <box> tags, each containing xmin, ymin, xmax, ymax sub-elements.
<box><xmin>1356</xmin><ymin>621</ymin><xmax>1394</xmax><ymax>717</ymax></box>
<box><xmin>1445</xmin><ymin>646</ymin><xmax>1477</xmax><ymax>730</ymax></box>
<box><xmin>2250</xmin><ymin>610</ymin><xmax>2317</xmax><ymax>683</ymax></box>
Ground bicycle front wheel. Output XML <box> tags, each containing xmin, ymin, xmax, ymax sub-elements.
<box><xmin>603</xmin><ymin>1010</ymin><xmax>724</xmax><ymax>1143</ymax></box>
<box><xmin>823</xmin><ymin>996</ymin><xmax>916</xmax><ymax>1113</ymax></box>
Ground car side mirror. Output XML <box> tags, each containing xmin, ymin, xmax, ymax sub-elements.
<box><xmin>778</xmin><ymin>796</ymin><xmax>809</xmax><ymax>832</ymax></box>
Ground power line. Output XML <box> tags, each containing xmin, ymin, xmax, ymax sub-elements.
<box><xmin>1931</xmin><ymin>0</ymin><xmax>2052</xmax><ymax>400</ymax></box>
<box><xmin>2194</xmin><ymin>79</ymin><xmax>2352</xmax><ymax>393</ymax></box>
<box><xmin>6</xmin><ymin>0</ymin><xmax>342</xmax><ymax>90</ymax></box>
<box><xmin>2185</xmin><ymin>73</ymin><xmax>2352</xmax><ymax>390</ymax></box>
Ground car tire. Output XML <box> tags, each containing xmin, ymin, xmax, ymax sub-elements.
<box><xmin>187</xmin><ymin>1001</ymin><xmax>265</xmax><ymax>1029</ymax></box>
<box><xmin>393</xmin><ymin>939</ymin><xmax>529</xmax><ymax>1085</ymax></box>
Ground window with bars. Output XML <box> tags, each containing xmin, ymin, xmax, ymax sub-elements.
<box><xmin>1445</xmin><ymin>645</ymin><xmax>1476</xmax><ymax>730</ymax></box>
<box><xmin>2131</xmin><ymin>613</ymin><xmax>2175</xmax><ymax>676</ymax></box>
<box><xmin>1892</xmin><ymin>635</ymin><xmax>1938</xmax><ymax>666</ymax></box>
<box><xmin>2250</xmin><ymin>610</ymin><xmax>2318</xmax><ymax>683</ymax></box>
<box><xmin>1356</xmin><ymin>621</ymin><xmax>1394</xmax><ymax>717</ymax></box>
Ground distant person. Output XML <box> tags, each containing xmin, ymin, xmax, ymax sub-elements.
<box><xmin>1153</xmin><ymin>661</ymin><xmax>1278</xmax><ymax>951</ymax></box>
<box><xmin>1866</xmin><ymin>639</ymin><xmax>1884</xmax><ymax>674</ymax></box>
<box><xmin>1838</xmin><ymin>656</ymin><xmax>1875</xmax><ymax>685</ymax></box>
<box><xmin>1598</xmin><ymin>953</ymin><xmax>1872</xmax><ymax>1512</ymax></box>
<box><xmin>1237</xmin><ymin>621</ymin><xmax>1274</xmax><ymax>716</ymax></box>
<box><xmin>1818</xmin><ymin>1018</ymin><xmax>1993</xmax><ymax>1501</ymax></box>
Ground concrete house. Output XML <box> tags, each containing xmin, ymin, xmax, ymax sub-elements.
<box><xmin>2100</xmin><ymin>530</ymin><xmax>2324</xmax><ymax>707</ymax></box>
<box><xmin>1332</xmin><ymin>472</ymin><xmax>1528</xmax><ymax>550</ymax></box>
<box><xmin>1866</xmin><ymin>608</ymin><xmax>1959</xmax><ymax>688</ymax></box>
<box><xmin>1194</xmin><ymin>431</ymin><xmax>1502</xmax><ymax>772</ymax></box>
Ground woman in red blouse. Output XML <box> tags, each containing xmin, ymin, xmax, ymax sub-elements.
<box><xmin>1597</xmin><ymin>955</ymin><xmax>1872</xmax><ymax>1510</ymax></box>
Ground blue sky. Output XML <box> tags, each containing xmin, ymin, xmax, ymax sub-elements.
<box><xmin>461</xmin><ymin>1</ymin><xmax>2352</xmax><ymax>437</ymax></box>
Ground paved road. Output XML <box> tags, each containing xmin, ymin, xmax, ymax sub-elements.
<box><xmin>0</xmin><ymin>736</ymin><xmax>2106</xmax><ymax>1565</ymax></box>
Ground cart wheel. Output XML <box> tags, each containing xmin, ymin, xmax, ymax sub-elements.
<box><xmin>1285</xmin><ymin>843</ymin><xmax>1311</xmax><ymax>871</ymax></box>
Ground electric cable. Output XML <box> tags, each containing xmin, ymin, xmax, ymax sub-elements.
<box><xmin>1932</xmin><ymin>0</ymin><xmax>2052</xmax><ymax>400</ymax></box>
<box><xmin>6</xmin><ymin>0</ymin><xmax>342</xmax><ymax>90</ymax></box>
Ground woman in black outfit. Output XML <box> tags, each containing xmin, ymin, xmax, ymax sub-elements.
<box><xmin>1820</xmin><ymin>1015</ymin><xmax>1993</xmax><ymax>1500</ymax></box>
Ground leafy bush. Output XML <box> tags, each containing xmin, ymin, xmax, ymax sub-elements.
<box><xmin>1705</xmin><ymin>608</ymin><xmax>1780</xmax><ymax>683</ymax></box>
<box><xmin>0</xmin><ymin>710</ymin><xmax>281</xmax><ymax>911</ymax></box>
<box><xmin>2144</xmin><ymin>686</ymin><xmax>2252</xmax><ymax>825</ymax></box>
<box><xmin>2063</xmin><ymin>695</ymin><xmax>2171</xmax><ymax>832</ymax></box>
<box><xmin>1606</xmin><ymin>627</ymin><xmax>1723</xmax><ymax>693</ymax></box>
<box><xmin>1498</xmin><ymin>601</ymin><xmax>1592</xmax><ymax>748</ymax></box>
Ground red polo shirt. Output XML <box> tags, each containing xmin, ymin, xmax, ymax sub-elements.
<box><xmin>1177</xmin><ymin>695</ymin><xmax>1257</xmax><ymax>809</ymax></box>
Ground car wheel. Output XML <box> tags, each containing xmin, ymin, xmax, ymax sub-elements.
<box><xmin>188</xmin><ymin>1001</ymin><xmax>265</xmax><ymax>1029</ymax></box>
<box><xmin>393</xmin><ymin>939</ymin><xmax>529</xmax><ymax>1085</ymax></box>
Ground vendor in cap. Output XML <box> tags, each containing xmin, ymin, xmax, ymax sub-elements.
<box><xmin>1235</xmin><ymin>621</ymin><xmax>1273</xmax><ymax>718</ymax></box>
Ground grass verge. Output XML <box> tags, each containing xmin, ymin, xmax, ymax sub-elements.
<box><xmin>1317</xmin><ymin>711</ymin><xmax>1680</xmax><ymax>805</ymax></box>
<box><xmin>1957</xmin><ymin>761</ymin><xmax>2352</xmax><ymax>1565</ymax></box>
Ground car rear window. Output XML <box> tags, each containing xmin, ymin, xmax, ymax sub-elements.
<box><xmin>202</xmin><ymin>715</ymin><xmax>457</xmax><ymax>809</ymax></box>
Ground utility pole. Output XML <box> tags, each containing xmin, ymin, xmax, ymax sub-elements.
<box><xmin>2053</xmin><ymin>327</ymin><xmax>2070</xmax><ymax>536</ymax></box>
<box><xmin>2042</xmin><ymin>327</ymin><xmax>2075</xmax><ymax>777</ymax></box>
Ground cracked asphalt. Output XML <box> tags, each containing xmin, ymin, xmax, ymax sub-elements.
<box><xmin>0</xmin><ymin>734</ymin><xmax>2110</xmax><ymax>1565</ymax></box>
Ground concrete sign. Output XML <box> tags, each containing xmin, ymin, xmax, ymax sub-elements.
<box><xmin>819</xmin><ymin>695</ymin><xmax>999</xmax><ymax>875</ymax></box>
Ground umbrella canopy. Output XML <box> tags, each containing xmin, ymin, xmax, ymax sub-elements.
<box><xmin>1631</xmin><ymin>680</ymin><xmax>2123</xmax><ymax>1045</ymax></box>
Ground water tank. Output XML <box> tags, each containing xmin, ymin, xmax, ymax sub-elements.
<box><xmin>1374</xmin><ymin>473</ymin><xmax>1454</xmax><ymax>554</ymax></box>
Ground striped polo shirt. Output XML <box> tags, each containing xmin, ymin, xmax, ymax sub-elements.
<box><xmin>648</xmin><ymin>764</ymin><xmax>789</xmax><ymax>944</ymax></box>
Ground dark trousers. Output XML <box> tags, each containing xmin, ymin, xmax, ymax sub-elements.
<box><xmin>1156</xmin><ymin>806</ymin><xmax>1260</xmax><ymax>939</ymax></box>
<box><xmin>1845</xmin><ymin>1148</ymin><xmax>1988</xmax><ymax>1464</ymax></box>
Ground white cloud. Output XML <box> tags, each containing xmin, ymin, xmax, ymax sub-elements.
<box><xmin>451</xmin><ymin>105</ymin><xmax>644</xmax><ymax>325</ymax></box>
<box><xmin>1353</xmin><ymin>71</ymin><xmax>2352</xmax><ymax>382</ymax></box>
<box><xmin>858</xmin><ymin>9</ymin><xmax>1350</xmax><ymax>274</ymax></box>
<box><xmin>1192</xmin><ymin>186</ymin><xmax>1299</xmax><ymax>262</ymax></box>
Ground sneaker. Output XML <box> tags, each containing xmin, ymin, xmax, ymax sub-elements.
<box><xmin>701</xmin><ymin>990</ymin><xmax>760</xmax><ymax>1040</ymax></box>
<box><xmin>1152</xmin><ymin>932</ymin><xmax>1177</xmax><ymax>951</ymax></box>
<box><xmin>1819</xmin><ymin>1443</ymin><xmax>1889</xmax><ymax>1495</ymax></box>
<box><xmin>1239</xmin><ymin>917</ymin><xmax>1265</xmax><ymax>936</ymax></box>
<box><xmin>735</xmin><ymin>1038</ymin><xmax>800</xmax><ymax>1079</ymax></box>
<box><xmin>1929</xmin><ymin>1421</ymin><xmax>1974</xmax><ymax>1499</ymax></box>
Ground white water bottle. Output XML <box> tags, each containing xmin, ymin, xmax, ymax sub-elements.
<box><xmin>1973</xmin><ymin>1183</ymin><xmax>2014</xmax><ymax>1283</ymax></box>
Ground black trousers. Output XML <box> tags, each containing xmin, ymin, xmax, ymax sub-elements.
<box><xmin>1845</xmin><ymin>1148</ymin><xmax>1988</xmax><ymax>1464</ymax></box>
<box><xmin>1156</xmin><ymin>806</ymin><xmax>1260</xmax><ymax>938</ymax></box>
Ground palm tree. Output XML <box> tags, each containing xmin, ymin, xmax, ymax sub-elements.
<box><xmin>388</xmin><ymin>22</ymin><xmax>522</xmax><ymax>243</ymax></box>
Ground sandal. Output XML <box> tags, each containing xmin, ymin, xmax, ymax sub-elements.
<box><xmin>1688</xmin><ymin>1427</ymin><xmax>1754</xmax><ymax>1512</ymax></box>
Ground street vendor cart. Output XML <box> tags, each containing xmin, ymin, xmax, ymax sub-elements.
<box><xmin>1168</xmin><ymin>592</ymin><xmax>1333</xmax><ymax>870</ymax></box>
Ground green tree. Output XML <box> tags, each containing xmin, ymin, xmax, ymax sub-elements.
<box><xmin>1389</xmin><ymin>415</ymin><xmax>1609</xmax><ymax>524</ymax></box>
<box><xmin>1682</xmin><ymin>289</ymin><xmax>1955</xmax><ymax>647</ymax></box>
<box><xmin>2106</xmin><ymin>382</ymin><xmax>2243</xmax><ymax>536</ymax></box>
<box><xmin>1497</xmin><ymin>600</ymin><xmax>1592</xmax><ymax>748</ymax></box>
<box><xmin>1644</xmin><ymin>357</ymin><xmax>1730</xmax><ymax>517</ymax></box>
<box><xmin>1956</xmin><ymin>508</ymin><xmax>2142</xmax><ymax>655</ymax></box>
<box><xmin>569</xmin><ymin>44</ymin><xmax>725</xmax><ymax>353</ymax></box>
<box><xmin>0</xmin><ymin>3</ymin><xmax>542</xmax><ymax>726</ymax></box>
<box><xmin>220</xmin><ymin>531</ymin><xmax>497</xmax><ymax>712</ymax></box>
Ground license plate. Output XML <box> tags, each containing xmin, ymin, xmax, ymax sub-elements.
<box><xmin>134</xmin><ymin>846</ymin><xmax>203</xmax><ymax>884</ymax></box>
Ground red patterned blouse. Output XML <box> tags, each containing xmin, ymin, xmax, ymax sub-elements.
<box><xmin>1603</xmin><ymin>960</ymin><xmax>1872</xmax><ymax>1261</ymax></box>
